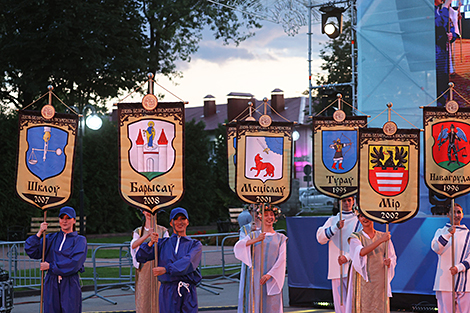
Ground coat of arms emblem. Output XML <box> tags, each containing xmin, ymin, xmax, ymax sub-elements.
<box><xmin>368</xmin><ymin>145</ymin><xmax>409</xmax><ymax>197</ymax></box>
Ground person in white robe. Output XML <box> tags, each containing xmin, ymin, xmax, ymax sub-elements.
<box><xmin>234</xmin><ymin>205</ymin><xmax>287</xmax><ymax>313</ymax></box>
<box><xmin>346</xmin><ymin>213</ymin><xmax>396</xmax><ymax>313</ymax></box>
<box><xmin>130</xmin><ymin>210</ymin><xmax>169</xmax><ymax>313</ymax></box>
<box><xmin>316</xmin><ymin>196</ymin><xmax>361</xmax><ymax>313</ymax></box>
<box><xmin>432</xmin><ymin>203</ymin><xmax>470</xmax><ymax>313</ymax></box>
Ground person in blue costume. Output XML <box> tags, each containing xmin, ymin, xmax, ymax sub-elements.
<box><xmin>136</xmin><ymin>207</ymin><xmax>202</xmax><ymax>313</ymax></box>
<box><xmin>25</xmin><ymin>206</ymin><xmax>87</xmax><ymax>313</ymax></box>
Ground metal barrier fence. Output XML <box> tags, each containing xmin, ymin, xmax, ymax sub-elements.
<box><xmin>0</xmin><ymin>229</ymin><xmax>285</xmax><ymax>301</ymax></box>
<box><xmin>82</xmin><ymin>243</ymin><xmax>134</xmax><ymax>304</ymax></box>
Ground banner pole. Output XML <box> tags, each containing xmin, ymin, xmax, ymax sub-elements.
<box><xmin>40</xmin><ymin>210</ymin><xmax>47</xmax><ymax>313</ymax></box>
<box><xmin>152</xmin><ymin>213</ymin><xmax>159</xmax><ymax>312</ymax></box>
<box><xmin>451</xmin><ymin>198</ymin><xmax>455</xmax><ymax>313</ymax></box>
<box><xmin>251</xmin><ymin>214</ymin><xmax>255</xmax><ymax>313</ymax></box>
<box><xmin>251</xmin><ymin>204</ymin><xmax>255</xmax><ymax>313</ymax></box>
<box><xmin>259</xmin><ymin>204</ymin><xmax>265</xmax><ymax>313</ymax></box>
<box><xmin>384</xmin><ymin>223</ymin><xmax>389</xmax><ymax>313</ymax></box>
<box><xmin>339</xmin><ymin>200</ymin><xmax>343</xmax><ymax>306</ymax></box>
<box><xmin>337</xmin><ymin>93</ymin><xmax>345</xmax><ymax>308</ymax></box>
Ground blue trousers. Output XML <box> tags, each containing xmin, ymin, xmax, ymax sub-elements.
<box><xmin>159</xmin><ymin>281</ymin><xmax>198</xmax><ymax>313</ymax></box>
<box><xmin>44</xmin><ymin>272</ymin><xmax>82</xmax><ymax>313</ymax></box>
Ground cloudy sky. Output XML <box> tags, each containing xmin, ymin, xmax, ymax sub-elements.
<box><xmin>150</xmin><ymin>17</ymin><xmax>329</xmax><ymax>108</ymax></box>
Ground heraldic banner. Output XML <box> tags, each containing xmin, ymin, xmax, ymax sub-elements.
<box><xmin>358</xmin><ymin>128</ymin><xmax>420</xmax><ymax>224</ymax></box>
<box><xmin>16</xmin><ymin>110</ymin><xmax>78</xmax><ymax>210</ymax></box>
<box><xmin>313</xmin><ymin>116</ymin><xmax>367</xmax><ymax>199</ymax></box>
<box><xmin>235</xmin><ymin>121</ymin><xmax>293</xmax><ymax>204</ymax></box>
<box><xmin>118</xmin><ymin>102</ymin><xmax>184</xmax><ymax>213</ymax></box>
<box><xmin>423</xmin><ymin>107</ymin><xmax>470</xmax><ymax>198</ymax></box>
<box><xmin>226</xmin><ymin>122</ymin><xmax>237</xmax><ymax>193</ymax></box>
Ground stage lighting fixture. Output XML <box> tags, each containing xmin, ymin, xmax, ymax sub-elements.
<box><xmin>320</xmin><ymin>6</ymin><xmax>345</xmax><ymax>39</ymax></box>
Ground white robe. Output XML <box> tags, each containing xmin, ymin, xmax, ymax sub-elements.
<box><xmin>432</xmin><ymin>223</ymin><xmax>470</xmax><ymax>292</ymax></box>
<box><xmin>316</xmin><ymin>211</ymin><xmax>361</xmax><ymax>279</ymax></box>
<box><xmin>234</xmin><ymin>231</ymin><xmax>287</xmax><ymax>313</ymax></box>
<box><xmin>130</xmin><ymin>226</ymin><xmax>169</xmax><ymax>269</ymax></box>
<box><xmin>346</xmin><ymin>230</ymin><xmax>396</xmax><ymax>313</ymax></box>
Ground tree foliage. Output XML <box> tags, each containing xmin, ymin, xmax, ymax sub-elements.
<box><xmin>176</xmin><ymin>120</ymin><xmax>241</xmax><ymax>226</ymax></box>
<box><xmin>209</xmin><ymin>124</ymin><xmax>243</xmax><ymax>212</ymax></box>
<box><xmin>177</xmin><ymin>119</ymin><xmax>215</xmax><ymax>225</ymax></box>
<box><xmin>0</xmin><ymin>0</ymin><xmax>148</xmax><ymax>110</ymax></box>
<box><xmin>317</xmin><ymin>19</ymin><xmax>352</xmax><ymax>85</ymax></box>
<box><xmin>143</xmin><ymin>0</ymin><xmax>261</xmax><ymax>76</ymax></box>
<box><xmin>0</xmin><ymin>109</ymin><xmax>37</xmax><ymax>239</ymax></box>
<box><xmin>0</xmin><ymin>0</ymin><xmax>261</xmax><ymax>111</ymax></box>
<box><xmin>313</xmin><ymin>19</ymin><xmax>353</xmax><ymax>116</ymax></box>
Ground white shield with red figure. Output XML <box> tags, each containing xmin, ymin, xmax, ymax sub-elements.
<box><xmin>235</xmin><ymin>121</ymin><xmax>293</xmax><ymax>205</ymax></box>
<box><xmin>245</xmin><ymin>136</ymin><xmax>283</xmax><ymax>183</ymax></box>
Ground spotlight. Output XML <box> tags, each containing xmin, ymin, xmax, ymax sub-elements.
<box><xmin>320</xmin><ymin>6</ymin><xmax>345</xmax><ymax>39</ymax></box>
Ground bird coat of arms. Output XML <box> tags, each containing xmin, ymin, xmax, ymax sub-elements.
<box><xmin>424</xmin><ymin>107</ymin><xmax>470</xmax><ymax>198</ymax></box>
<box><xmin>358</xmin><ymin>128</ymin><xmax>420</xmax><ymax>224</ymax></box>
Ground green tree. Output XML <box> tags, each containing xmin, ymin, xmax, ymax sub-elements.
<box><xmin>0</xmin><ymin>109</ymin><xmax>36</xmax><ymax>239</ymax></box>
<box><xmin>0</xmin><ymin>0</ymin><xmax>261</xmax><ymax>111</ymax></box>
<box><xmin>0</xmin><ymin>0</ymin><xmax>262</xmax><ymax>236</ymax></box>
<box><xmin>317</xmin><ymin>19</ymin><xmax>352</xmax><ymax>85</ymax></box>
<box><xmin>143</xmin><ymin>0</ymin><xmax>261</xmax><ymax>76</ymax></box>
<box><xmin>177</xmin><ymin>119</ymin><xmax>214</xmax><ymax>225</ymax></box>
<box><xmin>210</xmin><ymin>124</ymin><xmax>242</xmax><ymax>214</ymax></box>
<box><xmin>72</xmin><ymin>118</ymin><xmax>141</xmax><ymax>234</ymax></box>
<box><xmin>314</xmin><ymin>19</ymin><xmax>353</xmax><ymax>116</ymax></box>
<box><xmin>0</xmin><ymin>0</ymin><xmax>148</xmax><ymax>110</ymax></box>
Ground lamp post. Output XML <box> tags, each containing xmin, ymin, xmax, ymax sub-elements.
<box><xmin>292</xmin><ymin>130</ymin><xmax>300</xmax><ymax>180</ymax></box>
<box><xmin>70</xmin><ymin>105</ymin><xmax>102</xmax><ymax>235</ymax></box>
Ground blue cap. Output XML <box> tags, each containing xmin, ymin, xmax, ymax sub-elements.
<box><xmin>59</xmin><ymin>206</ymin><xmax>76</xmax><ymax>219</ymax></box>
<box><xmin>170</xmin><ymin>207</ymin><xmax>189</xmax><ymax>221</ymax></box>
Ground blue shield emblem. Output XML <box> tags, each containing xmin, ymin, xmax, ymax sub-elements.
<box><xmin>322</xmin><ymin>130</ymin><xmax>357</xmax><ymax>173</ymax></box>
<box><xmin>26</xmin><ymin>126</ymin><xmax>68</xmax><ymax>181</ymax></box>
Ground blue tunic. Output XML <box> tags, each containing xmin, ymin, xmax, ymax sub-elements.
<box><xmin>136</xmin><ymin>234</ymin><xmax>202</xmax><ymax>313</ymax></box>
<box><xmin>25</xmin><ymin>231</ymin><xmax>87</xmax><ymax>313</ymax></box>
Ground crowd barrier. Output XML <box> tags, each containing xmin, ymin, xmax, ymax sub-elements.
<box><xmin>0</xmin><ymin>231</ymin><xmax>261</xmax><ymax>301</ymax></box>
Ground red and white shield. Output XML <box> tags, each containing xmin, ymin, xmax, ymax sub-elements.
<box><xmin>368</xmin><ymin>145</ymin><xmax>409</xmax><ymax>197</ymax></box>
<box><xmin>369</xmin><ymin>167</ymin><xmax>408</xmax><ymax>196</ymax></box>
